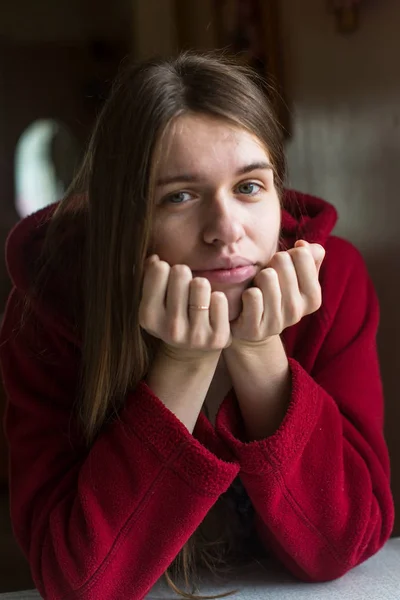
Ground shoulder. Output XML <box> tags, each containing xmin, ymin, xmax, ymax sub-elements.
<box><xmin>4</xmin><ymin>202</ymin><xmax>85</xmax><ymax>345</ymax></box>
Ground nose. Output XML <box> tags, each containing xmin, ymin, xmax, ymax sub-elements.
<box><xmin>202</xmin><ymin>193</ymin><xmax>245</xmax><ymax>247</ymax></box>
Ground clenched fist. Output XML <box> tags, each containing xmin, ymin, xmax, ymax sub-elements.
<box><xmin>230</xmin><ymin>240</ymin><xmax>325</xmax><ymax>343</ymax></box>
<box><xmin>139</xmin><ymin>255</ymin><xmax>232</xmax><ymax>357</ymax></box>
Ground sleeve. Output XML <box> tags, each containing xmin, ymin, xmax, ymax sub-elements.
<box><xmin>0</xmin><ymin>288</ymin><xmax>239</xmax><ymax>600</ymax></box>
<box><xmin>215</xmin><ymin>240</ymin><xmax>395</xmax><ymax>582</ymax></box>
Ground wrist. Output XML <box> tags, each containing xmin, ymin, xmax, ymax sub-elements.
<box><xmin>222</xmin><ymin>334</ymin><xmax>291</xmax><ymax>441</ymax></box>
<box><xmin>225</xmin><ymin>334</ymin><xmax>280</xmax><ymax>359</ymax></box>
<box><xmin>146</xmin><ymin>344</ymin><xmax>221</xmax><ymax>434</ymax></box>
<box><xmin>157</xmin><ymin>343</ymin><xmax>222</xmax><ymax>369</ymax></box>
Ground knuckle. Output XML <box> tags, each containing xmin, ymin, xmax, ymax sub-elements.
<box><xmin>244</xmin><ymin>287</ymin><xmax>262</xmax><ymax>302</ymax></box>
<box><xmin>258</xmin><ymin>268</ymin><xmax>276</xmax><ymax>285</ymax></box>
<box><xmin>291</xmin><ymin>246</ymin><xmax>309</xmax><ymax>259</ymax></box>
<box><xmin>268</xmin><ymin>255</ymin><xmax>287</xmax><ymax>273</ymax></box>
<box><xmin>269</xmin><ymin>316</ymin><xmax>282</xmax><ymax>334</ymax></box>
<box><xmin>285</xmin><ymin>300</ymin><xmax>301</xmax><ymax>324</ymax></box>
<box><xmin>155</xmin><ymin>260</ymin><xmax>170</xmax><ymax>275</ymax></box>
<box><xmin>165</xmin><ymin>319</ymin><xmax>184</xmax><ymax>341</ymax></box>
<box><xmin>170</xmin><ymin>264</ymin><xmax>192</xmax><ymax>279</ymax></box>
<box><xmin>211</xmin><ymin>324</ymin><xmax>230</xmax><ymax>347</ymax></box>
<box><xmin>211</xmin><ymin>290</ymin><xmax>226</xmax><ymax>302</ymax></box>
<box><xmin>210</xmin><ymin>291</ymin><xmax>228</xmax><ymax>312</ymax></box>
<box><xmin>191</xmin><ymin>277</ymin><xmax>211</xmax><ymax>292</ymax></box>
<box><xmin>308</xmin><ymin>288</ymin><xmax>322</xmax><ymax>312</ymax></box>
<box><xmin>273</xmin><ymin>251</ymin><xmax>291</xmax><ymax>264</ymax></box>
<box><xmin>190</xmin><ymin>328</ymin><xmax>207</xmax><ymax>347</ymax></box>
<box><xmin>146</xmin><ymin>260</ymin><xmax>169</xmax><ymax>283</ymax></box>
<box><xmin>212</xmin><ymin>333</ymin><xmax>227</xmax><ymax>348</ymax></box>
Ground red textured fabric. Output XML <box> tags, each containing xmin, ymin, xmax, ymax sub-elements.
<box><xmin>0</xmin><ymin>190</ymin><xmax>394</xmax><ymax>599</ymax></box>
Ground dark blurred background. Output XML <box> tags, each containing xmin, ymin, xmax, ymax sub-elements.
<box><xmin>0</xmin><ymin>0</ymin><xmax>399</xmax><ymax>593</ymax></box>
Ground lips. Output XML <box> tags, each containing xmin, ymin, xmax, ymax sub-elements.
<box><xmin>192</xmin><ymin>257</ymin><xmax>255</xmax><ymax>271</ymax></box>
<box><xmin>192</xmin><ymin>257</ymin><xmax>257</xmax><ymax>284</ymax></box>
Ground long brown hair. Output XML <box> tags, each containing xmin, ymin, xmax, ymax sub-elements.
<box><xmin>31</xmin><ymin>51</ymin><xmax>286</xmax><ymax>598</ymax></box>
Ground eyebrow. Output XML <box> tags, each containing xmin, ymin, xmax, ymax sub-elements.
<box><xmin>156</xmin><ymin>161</ymin><xmax>273</xmax><ymax>187</ymax></box>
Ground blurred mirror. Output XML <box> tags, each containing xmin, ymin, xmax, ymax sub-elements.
<box><xmin>15</xmin><ymin>118</ymin><xmax>80</xmax><ymax>217</ymax></box>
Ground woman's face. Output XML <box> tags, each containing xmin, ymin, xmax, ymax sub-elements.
<box><xmin>151</xmin><ymin>113</ymin><xmax>281</xmax><ymax>321</ymax></box>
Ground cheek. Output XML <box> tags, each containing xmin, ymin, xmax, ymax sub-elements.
<box><xmin>148</xmin><ymin>221</ymin><xmax>169</xmax><ymax>256</ymax></box>
<box><xmin>149</xmin><ymin>219</ymin><xmax>193</xmax><ymax>262</ymax></box>
<box><xmin>253</xmin><ymin>208</ymin><xmax>281</xmax><ymax>260</ymax></box>
<box><xmin>150</xmin><ymin>234</ymin><xmax>176</xmax><ymax>260</ymax></box>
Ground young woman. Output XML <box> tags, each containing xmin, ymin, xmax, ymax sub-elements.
<box><xmin>0</xmin><ymin>52</ymin><xmax>394</xmax><ymax>600</ymax></box>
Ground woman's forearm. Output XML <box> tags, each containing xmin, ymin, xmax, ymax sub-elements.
<box><xmin>223</xmin><ymin>335</ymin><xmax>291</xmax><ymax>441</ymax></box>
<box><xmin>146</xmin><ymin>347</ymin><xmax>221</xmax><ymax>433</ymax></box>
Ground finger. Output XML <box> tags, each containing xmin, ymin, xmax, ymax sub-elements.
<box><xmin>209</xmin><ymin>291</ymin><xmax>231</xmax><ymax>347</ymax></box>
<box><xmin>188</xmin><ymin>277</ymin><xmax>212</xmax><ymax>335</ymax></box>
<box><xmin>288</xmin><ymin>246</ymin><xmax>318</xmax><ymax>296</ymax></box>
<box><xmin>312</xmin><ymin>244</ymin><xmax>325</xmax><ymax>274</ymax></box>
<box><xmin>240</xmin><ymin>286</ymin><xmax>264</xmax><ymax>335</ymax></box>
<box><xmin>139</xmin><ymin>259</ymin><xmax>169</xmax><ymax>328</ymax></box>
<box><xmin>289</xmin><ymin>246</ymin><xmax>322</xmax><ymax>314</ymax></box>
<box><xmin>165</xmin><ymin>264</ymin><xmax>192</xmax><ymax>325</ymax></box>
<box><xmin>268</xmin><ymin>251</ymin><xmax>301</xmax><ymax>326</ymax></box>
<box><xmin>254</xmin><ymin>267</ymin><xmax>281</xmax><ymax>332</ymax></box>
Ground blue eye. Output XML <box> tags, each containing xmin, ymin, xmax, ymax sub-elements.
<box><xmin>237</xmin><ymin>182</ymin><xmax>261</xmax><ymax>195</ymax></box>
<box><xmin>165</xmin><ymin>191</ymin><xmax>192</xmax><ymax>204</ymax></box>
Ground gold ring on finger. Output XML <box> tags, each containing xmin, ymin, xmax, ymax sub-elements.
<box><xmin>188</xmin><ymin>304</ymin><xmax>210</xmax><ymax>310</ymax></box>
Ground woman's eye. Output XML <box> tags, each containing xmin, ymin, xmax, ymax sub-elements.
<box><xmin>237</xmin><ymin>182</ymin><xmax>261</xmax><ymax>195</ymax></box>
<box><xmin>165</xmin><ymin>191</ymin><xmax>192</xmax><ymax>204</ymax></box>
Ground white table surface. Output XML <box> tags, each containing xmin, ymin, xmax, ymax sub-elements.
<box><xmin>1</xmin><ymin>538</ymin><xmax>399</xmax><ymax>600</ymax></box>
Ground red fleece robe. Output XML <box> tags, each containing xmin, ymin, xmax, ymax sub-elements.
<box><xmin>0</xmin><ymin>190</ymin><xmax>394</xmax><ymax>600</ymax></box>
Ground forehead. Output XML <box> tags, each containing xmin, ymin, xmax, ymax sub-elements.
<box><xmin>156</xmin><ymin>113</ymin><xmax>270</xmax><ymax>176</ymax></box>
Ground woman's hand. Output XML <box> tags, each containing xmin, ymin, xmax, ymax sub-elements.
<box><xmin>139</xmin><ymin>255</ymin><xmax>232</xmax><ymax>360</ymax></box>
<box><xmin>230</xmin><ymin>240</ymin><xmax>325</xmax><ymax>344</ymax></box>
